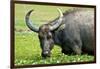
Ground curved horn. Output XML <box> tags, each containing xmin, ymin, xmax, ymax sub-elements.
<box><xmin>50</xmin><ymin>8</ymin><xmax>63</xmax><ymax>31</ymax></box>
<box><xmin>25</xmin><ymin>9</ymin><xmax>39</xmax><ymax>32</ymax></box>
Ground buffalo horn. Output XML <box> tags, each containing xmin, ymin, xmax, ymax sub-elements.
<box><xmin>50</xmin><ymin>8</ymin><xmax>63</xmax><ymax>31</ymax></box>
<box><xmin>25</xmin><ymin>9</ymin><xmax>39</xmax><ymax>32</ymax></box>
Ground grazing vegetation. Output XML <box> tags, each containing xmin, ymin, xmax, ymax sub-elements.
<box><xmin>15</xmin><ymin>4</ymin><xmax>94</xmax><ymax>65</ymax></box>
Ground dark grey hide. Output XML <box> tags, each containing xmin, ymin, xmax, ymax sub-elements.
<box><xmin>25</xmin><ymin>8</ymin><xmax>95</xmax><ymax>58</ymax></box>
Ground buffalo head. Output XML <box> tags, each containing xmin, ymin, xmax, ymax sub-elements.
<box><xmin>25</xmin><ymin>9</ymin><xmax>63</xmax><ymax>58</ymax></box>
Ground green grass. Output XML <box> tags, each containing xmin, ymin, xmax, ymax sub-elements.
<box><xmin>15</xmin><ymin>4</ymin><xmax>94</xmax><ymax>65</ymax></box>
<box><xmin>15</xmin><ymin>32</ymin><xmax>94</xmax><ymax>65</ymax></box>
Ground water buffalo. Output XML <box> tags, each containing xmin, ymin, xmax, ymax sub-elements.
<box><xmin>25</xmin><ymin>8</ymin><xmax>95</xmax><ymax>58</ymax></box>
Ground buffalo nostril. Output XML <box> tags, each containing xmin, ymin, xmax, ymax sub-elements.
<box><xmin>43</xmin><ymin>51</ymin><xmax>49</xmax><ymax>55</ymax></box>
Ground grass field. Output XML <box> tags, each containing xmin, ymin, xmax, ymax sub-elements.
<box><xmin>15</xmin><ymin>4</ymin><xmax>94</xmax><ymax>65</ymax></box>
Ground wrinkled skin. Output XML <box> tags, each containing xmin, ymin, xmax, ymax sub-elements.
<box><xmin>53</xmin><ymin>9</ymin><xmax>95</xmax><ymax>55</ymax></box>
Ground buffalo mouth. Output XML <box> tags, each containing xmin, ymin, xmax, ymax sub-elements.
<box><xmin>42</xmin><ymin>52</ymin><xmax>51</xmax><ymax>58</ymax></box>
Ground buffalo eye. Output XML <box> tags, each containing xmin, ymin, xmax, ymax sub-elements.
<box><xmin>47</xmin><ymin>32</ymin><xmax>52</xmax><ymax>39</ymax></box>
<box><xmin>38</xmin><ymin>34</ymin><xmax>44</xmax><ymax>39</ymax></box>
<box><xmin>47</xmin><ymin>35</ymin><xmax>52</xmax><ymax>39</ymax></box>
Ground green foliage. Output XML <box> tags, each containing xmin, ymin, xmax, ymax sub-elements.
<box><xmin>15</xmin><ymin>4</ymin><xmax>94</xmax><ymax>65</ymax></box>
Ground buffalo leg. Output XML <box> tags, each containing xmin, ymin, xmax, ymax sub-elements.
<box><xmin>72</xmin><ymin>45</ymin><xmax>82</xmax><ymax>55</ymax></box>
